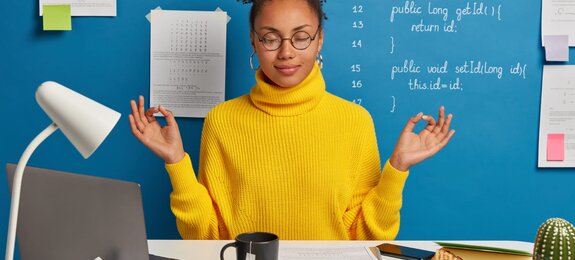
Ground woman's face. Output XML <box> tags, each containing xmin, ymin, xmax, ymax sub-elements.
<box><xmin>251</xmin><ymin>0</ymin><xmax>324</xmax><ymax>88</ymax></box>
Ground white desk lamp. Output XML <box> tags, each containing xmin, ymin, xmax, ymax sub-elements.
<box><xmin>4</xmin><ymin>81</ymin><xmax>121</xmax><ymax>260</ymax></box>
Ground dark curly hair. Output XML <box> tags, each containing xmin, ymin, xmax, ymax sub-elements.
<box><xmin>238</xmin><ymin>0</ymin><xmax>327</xmax><ymax>31</ymax></box>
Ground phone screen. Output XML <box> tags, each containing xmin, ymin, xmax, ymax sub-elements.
<box><xmin>376</xmin><ymin>243</ymin><xmax>435</xmax><ymax>260</ymax></box>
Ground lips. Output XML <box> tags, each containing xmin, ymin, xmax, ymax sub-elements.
<box><xmin>275</xmin><ymin>64</ymin><xmax>300</xmax><ymax>76</ymax></box>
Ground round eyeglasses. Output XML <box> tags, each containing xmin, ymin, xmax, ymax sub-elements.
<box><xmin>254</xmin><ymin>26</ymin><xmax>321</xmax><ymax>51</ymax></box>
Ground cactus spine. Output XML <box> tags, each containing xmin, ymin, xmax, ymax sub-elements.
<box><xmin>534</xmin><ymin>218</ymin><xmax>575</xmax><ymax>260</ymax></box>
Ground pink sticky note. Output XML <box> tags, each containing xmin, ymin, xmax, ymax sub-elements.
<box><xmin>547</xmin><ymin>133</ymin><xmax>565</xmax><ymax>161</ymax></box>
<box><xmin>544</xmin><ymin>35</ymin><xmax>569</xmax><ymax>62</ymax></box>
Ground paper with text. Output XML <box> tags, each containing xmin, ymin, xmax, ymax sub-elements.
<box><xmin>39</xmin><ymin>0</ymin><xmax>116</xmax><ymax>16</ymax></box>
<box><xmin>279</xmin><ymin>246</ymin><xmax>378</xmax><ymax>260</ymax></box>
<box><xmin>150</xmin><ymin>10</ymin><xmax>227</xmax><ymax>118</ymax></box>
<box><xmin>542</xmin><ymin>0</ymin><xmax>575</xmax><ymax>46</ymax></box>
<box><xmin>539</xmin><ymin>66</ymin><xmax>575</xmax><ymax>167</ymax></box>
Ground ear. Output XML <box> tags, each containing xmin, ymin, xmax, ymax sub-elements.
<box><xmin>250</xmin><ymin>31</ymin><xmax>257</xmax><ymax>53</ymax></box>
<box><xmin>317</xmin><ymin>29</ymin><xmax>324</xmax><ymax>54</ymax></box>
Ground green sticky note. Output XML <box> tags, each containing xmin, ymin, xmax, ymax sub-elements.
<box><xmin>43</xmin><ymin>5</ymin><xmax>72</xmax><ymax>31</ymax></box>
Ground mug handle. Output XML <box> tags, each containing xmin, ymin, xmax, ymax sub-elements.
<box><xmin>220</xmin><ymin>242</ymin><xmax>237</xmax><ymax>260</ymax></box>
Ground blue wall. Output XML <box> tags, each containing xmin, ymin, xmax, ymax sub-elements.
<box><xmin>1</xmin><ymin>0</ymin><xmax>573</xmax><ymax>257</ymax></box>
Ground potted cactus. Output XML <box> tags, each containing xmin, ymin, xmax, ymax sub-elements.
<box><xmin>533</xmin><ymin>218</ymin><xmax>575</xmax><ymax>260</ymax></box>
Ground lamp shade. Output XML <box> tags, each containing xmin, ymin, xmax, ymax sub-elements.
<box><xmin>35</xmin><ymin>81</ymin><xmax>121</xmax><ymax>158</ymax></box>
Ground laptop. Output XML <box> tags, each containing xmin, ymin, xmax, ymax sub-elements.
<box><xmin>6</xmin><ymin>164</ymin><xmax>153</xmax><ymax>260</ymax></box>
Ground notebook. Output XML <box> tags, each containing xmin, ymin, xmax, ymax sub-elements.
<box><xmin>6</xmin><ymin>163</ymin><xmax>151</xmax><ymax>260</ymax></box>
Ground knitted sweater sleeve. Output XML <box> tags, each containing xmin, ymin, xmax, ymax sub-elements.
<box><xmin>164</xmin><ymin>114</ymin><xmax>222</xmax><ymax>240</ymax></box>
<box><xmin>343</xmin><ymin>115</ymin><xmax>409</xmax><ymax>240</ymax></box>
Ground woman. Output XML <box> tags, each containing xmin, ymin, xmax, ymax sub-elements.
<box><xmin>129</xmin><ymin>0</ymin><xmax>455</xmax><ymax>240</ymax></box>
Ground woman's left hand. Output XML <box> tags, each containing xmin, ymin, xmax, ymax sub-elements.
<box><xmin>390</xmin><ymin>106</ymin><xmax>455</xmax><ymax>171</ymax></box>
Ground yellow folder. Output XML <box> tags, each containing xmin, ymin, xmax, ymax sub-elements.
<box><xmin>434</xmin><ymin>242</ymin><xmax>532</xmax><ymax>260</ymax></box>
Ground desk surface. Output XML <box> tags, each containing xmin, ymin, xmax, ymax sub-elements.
<box><xmin>148</xmin><ymin>240</ymin><xmax>534</xmax><ymax>260</ymax></box>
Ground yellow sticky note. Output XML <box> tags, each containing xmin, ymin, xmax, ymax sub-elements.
<box><xmin>43</xmin><ymin>5</ymin><xmax>72</xmax><ymax>31</ymax></box>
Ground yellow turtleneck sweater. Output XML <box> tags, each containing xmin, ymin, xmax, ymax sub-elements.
<box><xmin>165</xmin><ymin>63</ymin><xmax>409</xmax><ymax>240</ymax></box>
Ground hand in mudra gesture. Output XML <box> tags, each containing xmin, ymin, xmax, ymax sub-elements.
<box><xmin>128</xmin><ymin>96</ymin><xmax>185</xmax><ymax>164</ymax></box>
<box><xmin>390</xmin><ymin>106</ymin><xmax>455</xmax><ymax>171</ymax></box>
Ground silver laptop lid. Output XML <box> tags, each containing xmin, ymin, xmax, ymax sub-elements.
<box><xmin>6</xmin><ymin>164</ymin><xmax>149</xmax><ymax>260</ymax></box>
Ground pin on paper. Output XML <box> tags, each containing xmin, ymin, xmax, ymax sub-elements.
<box><xmin>215</xmin><ymin>7</ymin><xmax>231</xmax><ymax>24</ymax></box>
<box><xmin>146</xmin><ymin>6</ymin><xmax>162</xmax><ymax>22</ymax></box>
<box><xmin>544</xmin><ymin>35</ymin><xmax>569</xmax><ymax>62</ymax></box>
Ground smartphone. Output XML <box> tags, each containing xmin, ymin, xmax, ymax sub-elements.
<box><xmin>376</xmin><ymin>243</ymin><xmax>435</xmax><ymax>260</ymax></box>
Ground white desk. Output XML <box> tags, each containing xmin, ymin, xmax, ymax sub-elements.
<box><xmin>148</xmin><ymin>240</ymin><xmax>534</xmax><ymax>260</ymax></box>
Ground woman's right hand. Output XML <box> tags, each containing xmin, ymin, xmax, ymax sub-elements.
<box><xmin>129</xmin><ymin>96</ymin><xmax>185</xmax><ymax>164</ymax></box>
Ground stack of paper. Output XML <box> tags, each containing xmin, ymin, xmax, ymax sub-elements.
<box><xmin>279</xmin><ymin>246</ymin><xmax>380</xmax><ymax>260</ymax></box>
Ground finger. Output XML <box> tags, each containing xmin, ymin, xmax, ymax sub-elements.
<box><xmin>402</xmin><ymin>112</ymin><xmax>424</xmax><ymax>133</ymax></box>
<box><xmin>158</xmin><ymin>105</ymin><xmax>178</xmax><ymax>128</ymax></box>
<box><xmin>130</xmin><ymin>99</ymin><xmax>145</xmax><ymax>132</ymax></box>
<box><xmin>441</xmin><ymin>113</ymin><xmax>453</xmax><ymax>135</ymax></box>
<box><xmin>145</xmin><ymin>107</ymin><xmax>159</xmax><ymax>123</ymax></box>
<box><xmin>433</xmin><ymin>106</ymin><xmax>445</xmax><ymax>134</ymax></box>
<box><xmin>427</xmin><ymin>129</ymin><xmax>456</xmax><ymax>156</ymax></box>
<box><xmin>437</xmin><ymin>129</ymin><xmax>456</xmax><ymax>151</ymax></box>
<box><xmin>434</xmin><ymin>113</ymin><xmax>453</xmax><ymax>140</ymax></box>
<box><xmin>128</xmin><ymin>114</ymin><xmax>144</xmax><ymax>140</ymax></box>
<box><xmin>138</xmin><ymin>95</ymin><xmax>149</xmax><ymax>126</ymax></box>
<box><xmin>422</xmin><ymin>114</ymin><xmax>437</xmax><ymax>133</ymax></box>
<box><xmin>433</xmin><ymin>114</ymin><xmax>453</xmax><ymax>140</ymax></box>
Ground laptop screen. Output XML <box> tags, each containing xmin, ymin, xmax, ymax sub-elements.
<box><xmin>6</xmin><ymin>164</ymin><xmax>149</xmax><ymax>260</ymax></box>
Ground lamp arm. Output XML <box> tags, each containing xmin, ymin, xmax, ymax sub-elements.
<box><xmin>5</xmin><ymin>123</ymin><xmax>59</xmax><ymax>260</ymax></box>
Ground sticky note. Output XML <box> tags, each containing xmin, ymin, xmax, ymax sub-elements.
<box><xmin>544</xmin><ymin>35</ymin><xmax>569</xmax><ymax>62</ymax></box>
<box><xmin>43</xmin><ymin>5</ymin><xmax>72</xmax><ymax>31</ymax></box>
<box><xmin>547</xmin><ymin>133</ymin><xmax>565</xmax><ymax>161</ymax></box>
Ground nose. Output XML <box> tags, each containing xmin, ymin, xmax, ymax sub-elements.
<box><xmin>277</xmin><ymin>39</ymin><xmax>295</xmax><ymax>60</ymax></box>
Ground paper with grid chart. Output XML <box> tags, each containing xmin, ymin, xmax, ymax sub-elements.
<box><xmin>150</xmin><ymin>10</ymin><xmax>227</xmax><ymax>118</ymax></box>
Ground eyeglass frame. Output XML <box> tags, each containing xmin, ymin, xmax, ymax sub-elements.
<box><xmin>253</xmin><ymin>26</ymin><xmax>322</xmax><ymax>51</ymax></box>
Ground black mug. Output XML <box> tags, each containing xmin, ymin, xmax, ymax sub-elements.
<box><xmin>220</xmin><ymin>232</ymin><xmax>279</xmax><ymax>260</ymax></box>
